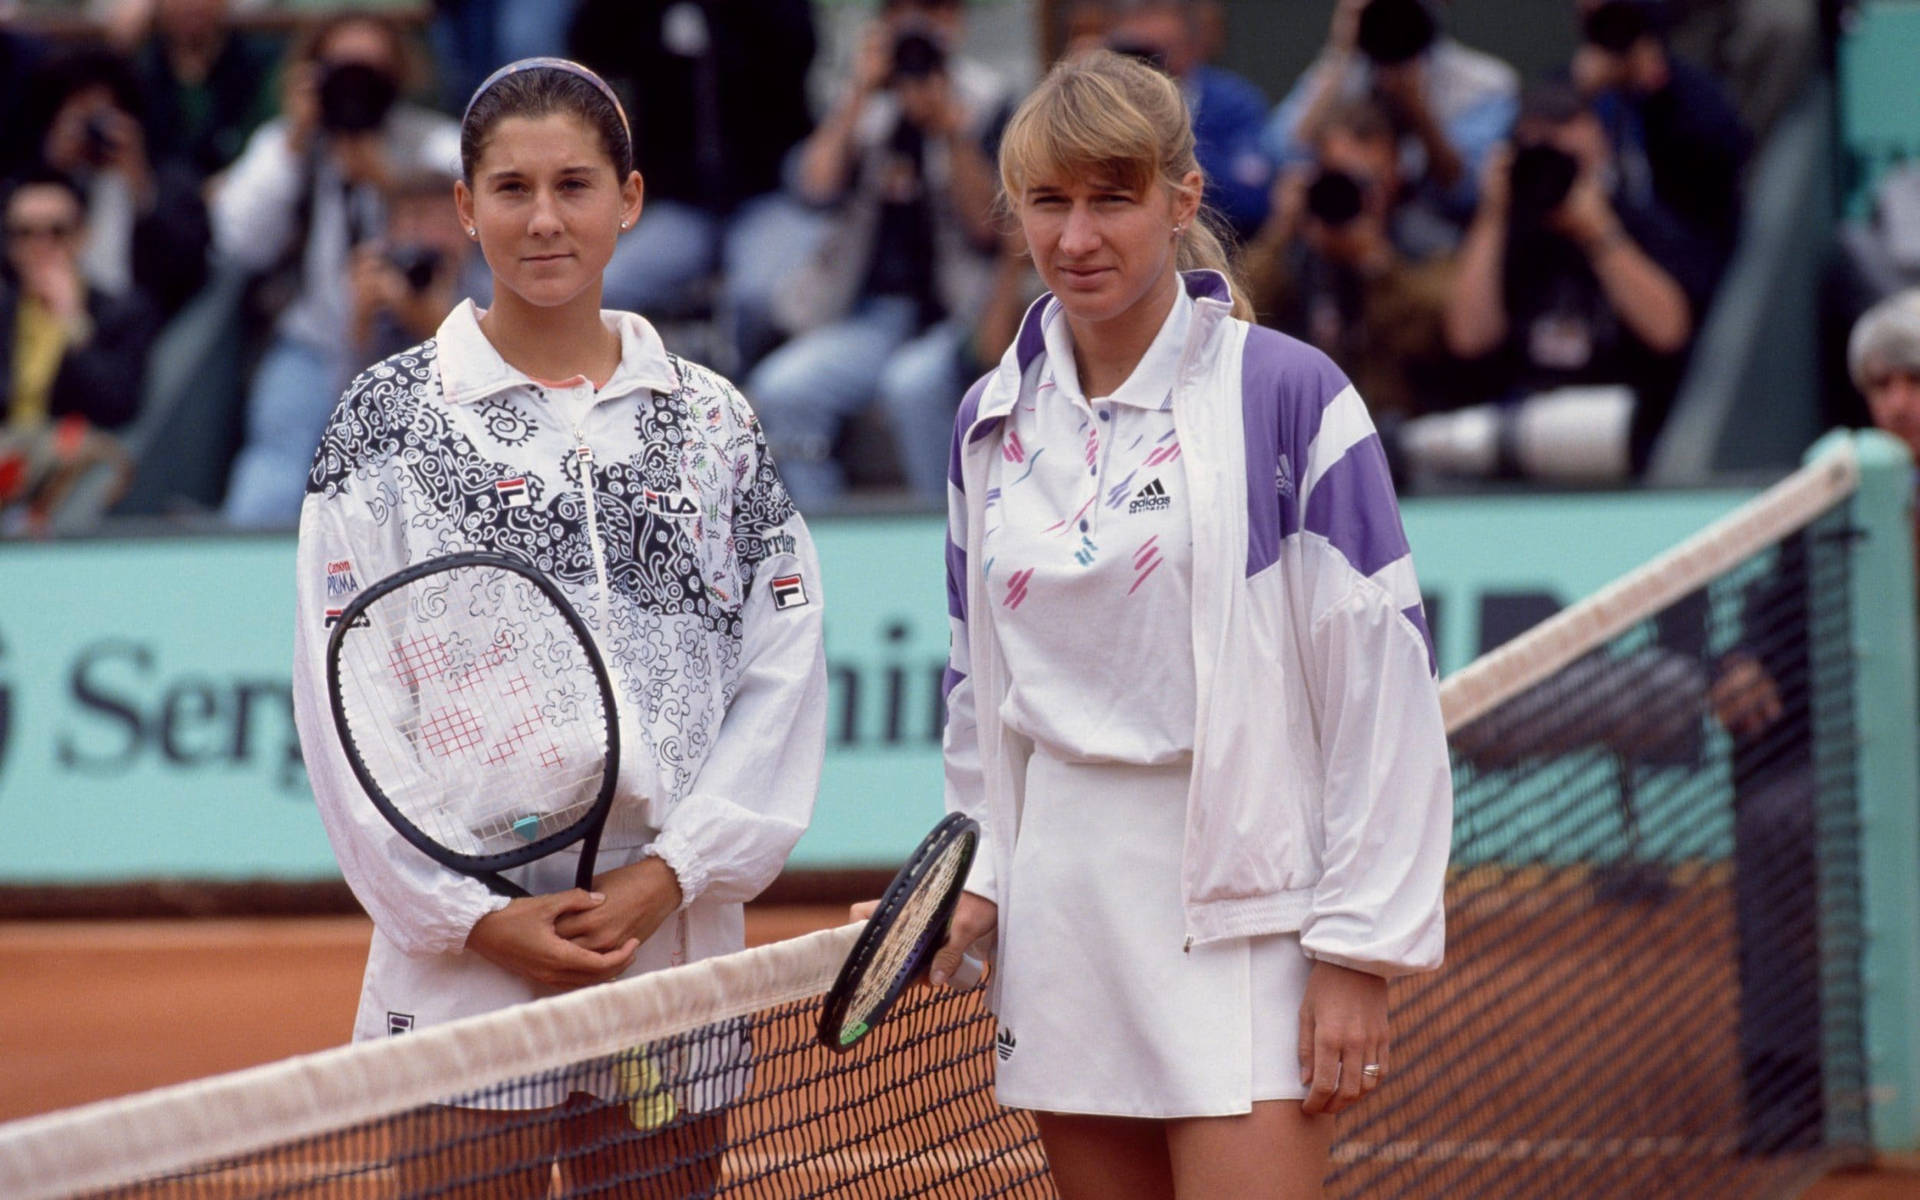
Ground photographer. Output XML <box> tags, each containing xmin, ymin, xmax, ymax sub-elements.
<box><xmin>1572</xmin><ymin>0</ymin><xmax>1749</xmax><ymax>275</ymax></box>
<box><xmin>1404</xmin><ymin>83</ymin><xmax>1715</xmax><ymax>482</ymax></box>
<box><xmin>212</xmin><ymin>14</ymin><xmax>460</xmax><ymax>528</ymax></box>
<box><xmin>346</xmin><ymin>169</ymin><xmax>488</xmax><ymax>367</ymax></box>
<box><xmin>32</xmin><ymin>48</ymin><xmax>211</xmax><ymax>318</ymax></box>
<box><xmin>1241</xmin><ymin>99</ymin><xmax>1456</xmax><ymax>421</ymax></box>
<box><xmin>750</xmin><ymin>0</ymin><xmax>1009</xmax><ymax>509</ymax></box>
<box><xmin>1263</xmin><ymin>0</ymin><xmax>1517</xmax><ymax>225</ymax></box>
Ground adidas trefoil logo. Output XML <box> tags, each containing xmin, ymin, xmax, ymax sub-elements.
<box><xmin>1276</xmin><ymin>453</ymin><xmax>1295</xmax><ymax>499</ymax></box>
<box><xmin>996</xmin><ymin>1027</ymin><xmax>1018</xmax><ymax>1061</ymax></box>
<box><xmin>1128</xmin><ymin>477</ymin><xmax>1172</xmax><ymax>514</ymax></box>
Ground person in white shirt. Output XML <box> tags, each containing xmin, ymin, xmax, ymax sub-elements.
<box><xmin>290</xmin><ymin>58</ymin><xmax>826</xmax><ymax>1195</ymax></box>
<box><xmin>924</xmin><ymin>50</ymin><xmax>1452</xmax><ymax>1198</ymax></box>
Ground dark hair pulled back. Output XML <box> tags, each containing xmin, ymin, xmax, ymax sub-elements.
<box><xmin>459</xmin><ymin>60</ymin><xmax>633</xmax><ymax>182</ymax></box>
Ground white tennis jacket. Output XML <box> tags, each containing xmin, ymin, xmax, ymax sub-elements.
<box><xmin>292</xmin><ymin>302</ymin><xmax>826</xmax><ymax>1036</ymax></box>
<box><xmin>944</xmin><ymin>272</ymin><xmax>1452</xmax><ymax>978</ymax></box>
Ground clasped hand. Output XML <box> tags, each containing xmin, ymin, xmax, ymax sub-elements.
<box><xmin>466</xmin><ymin>858</ymin><xmax>682</xmax><ymax>990</ymax></box>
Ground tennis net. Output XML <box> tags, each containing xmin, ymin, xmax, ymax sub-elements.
<box><xmin>0</xmin><ymin>440</ymin><xmax>1892</xmax><ymax>1199</ymax></box>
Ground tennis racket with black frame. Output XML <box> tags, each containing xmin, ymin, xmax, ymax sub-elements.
<box><xmin>817</xmin><ymin>812</ymin><xmax>981</xmax><ymax>1052</ymax></box>
<box><xmin>324</xmin><ymin>551</ymin><xmax>620</xmax><ymax>899</ymax></box>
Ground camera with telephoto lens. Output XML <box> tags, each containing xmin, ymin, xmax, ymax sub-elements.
<box><xmin>1508</xmin><ymin>143</ymin><xmax>1580</xmax><ymax>229</ymax></box>
<box><xmin>386</xmin><ymin>244</ymin><xmax>443</xmax><ymax>292</ymax></box>
<box><xmin>1306</xmin><ymin>170</ymin><xmax>1367</xmax><ymax>228</ymax></box>
<box><xmin>889</xmin><ymin>28</ymin><xmax>947</xmax><ymax>83</ymax></box>
<box><xmin>318</xmin><ymin>61</ymin><xmax>400</xmax><ymax>134</ymax></box>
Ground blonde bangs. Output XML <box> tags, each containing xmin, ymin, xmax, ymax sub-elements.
<box><xmin>998</xmin><ymin>59</ymin><xmax>1166</xmax><ymax>200</ymax></box>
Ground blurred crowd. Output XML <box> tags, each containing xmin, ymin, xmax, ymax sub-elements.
<box><xmin>0</xmin><ymin>0</ymin><xmax>1881</xmax><ymax>534</ymax></box>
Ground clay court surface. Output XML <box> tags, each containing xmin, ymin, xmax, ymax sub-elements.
<box><xmin>2</xmin><ymin>909</ymin><xmax>1916</xmax><ymax>1198</ymax></box>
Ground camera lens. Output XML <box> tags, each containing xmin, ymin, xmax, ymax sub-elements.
<box><xmin>889</xmin><ymin>30</ymin><xmax>947</xmax><ymax>83</ymax></box>
<box><xmin>1508</xmin><ymin>144</ymin><xmax>1580</xmax><ymax>228</ymax></box>
<box><xmin>387</xmin><ymin>244</ymin><xmax>443</xmax><ymax>292</ymax></box>
<box><xmin>1306</xmin><ymin>171</ymin><xmax>1367</xmax><ymax>227</ymax></box>
<box><xmin>318</xmin><ymin>62</ymin><xmax>400</xmax><ymax>134</ymax></box>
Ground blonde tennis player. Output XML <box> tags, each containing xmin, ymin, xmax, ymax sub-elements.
<box><xmin>928</xmin><ymin>50</ymin><xmax>1453</xmax><ymax>1199</ymax></box>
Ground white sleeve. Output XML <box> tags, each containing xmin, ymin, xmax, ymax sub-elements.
<box><xmin>291</xmin><ymin>406</ymin><xmax>508</xmax><ymax>957</ymax></box>
<box><xmin>1294</xmin><ymin>416</ymin><xmax>1452</xmax><ymax>977</ymax></box>
<box><xmin>210</xmin><ymin>120</ymin><xmax>307</xmax><ymax>274</ymax></box>
<box><xmin>648</xmin><ymin>405</ymin><xmax>826</xmax><ymax>906</ymax></box>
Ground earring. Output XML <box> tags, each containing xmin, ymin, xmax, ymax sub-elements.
<box><xmin>466</xmin><ymin>227</ymin><xmax>477</xmax><ymax>238</ymax></box>
<box><xmin>620</xmin><ymin>220</ymin><xmax>631</xmax><ymax>230</ymax></box>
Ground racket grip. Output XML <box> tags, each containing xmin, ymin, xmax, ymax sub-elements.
<box><xmin>948</xmin><ymin>953</ymin><xmax>986</xmax><ymax>991</ymax></box>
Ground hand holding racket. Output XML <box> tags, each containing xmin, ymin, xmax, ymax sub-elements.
<box><xmin>819</xmin><ymin>813</ymin><xmax>983</xmax><ymax>1052</ymax></box>
<box><xmin>325</xmin><ymin>552</ymin><xmax>620</xmax><ymax>901</ymax></box>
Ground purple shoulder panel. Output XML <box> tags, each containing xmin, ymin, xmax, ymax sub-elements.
<box><xmin>946</xmin><ymin>534</ymin><xmax>967</xmax><ymax>622</ymax></box>
<box><xmin>1401</xmin><ymin>603</ymin><xmax>1439</xmax><ymax>678</ymax></box>
<box><xmin>1301</xmin><ymin>436</ymin><xmax>1409</xmax><ymax>578</ymax></box>
<box><xmin>949</xmin><ymin>374</ymin><xmax>996</xmax><ymax>490</ymax></box>
<box><xmin>1237</xmin><ymin>326</ymin><xmax>1353</xmax><ymax>576</ymax></box>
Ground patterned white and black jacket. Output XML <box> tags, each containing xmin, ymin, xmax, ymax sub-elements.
<box><xmin>291</xmin><ymin>301</ymin><xmax>826</xmax><ymax>1036</ymax></box>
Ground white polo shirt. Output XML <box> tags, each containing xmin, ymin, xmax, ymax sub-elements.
<box><xmin>984</xmin><ymin>288</ymin><xmax>1197</xmax><ymax>765</ymax></box>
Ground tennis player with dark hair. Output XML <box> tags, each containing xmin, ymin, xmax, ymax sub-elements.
<box><xmin>931</xmin><ymin>50</ymin><xmax>1452</xmax><ymax>1198</ymax></box>
<box><xmin>289</xmin><ymin>58</ymin><xmax>826</xmax><ymax>1195</ymax></box>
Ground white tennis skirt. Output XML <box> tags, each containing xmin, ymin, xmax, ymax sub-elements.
<box><xmin>992</xmin><ymin>751</ymin><xmax>1311</xmax><ymax>1118</ymax></box>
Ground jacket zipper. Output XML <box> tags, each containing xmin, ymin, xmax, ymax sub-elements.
<box><xmin>573</xmin><ymin>431</ymin><xmax>612</xmax><ymax>627</ymax></box>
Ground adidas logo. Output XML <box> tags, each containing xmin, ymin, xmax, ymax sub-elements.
<box><xmin>1128</xmin><ymin>478</ymin><xmax>1172</xmax><ymax>514</ymax></box>
<box><xmin>1276</xmin><ymin>453</ymin><xmax>1295</xmax><ymax>500</ymax></box>
<box><xmin>995</xmin><ymin>1027</ymin><xmax>1018</xmax><ymax>1061</ymax></box>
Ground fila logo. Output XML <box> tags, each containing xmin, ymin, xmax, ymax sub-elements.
<box><xmin>770</xmin><ymin>573</ymin><xmax>809</xmax><ymax>609</ymax></box>
<box><xmin>323</xmin><ymin>608</ymin><xmax>370</xmax><ymax>631</ymax></box>
<box><xmin>1128</xmin><ymin>478</ymin><xmax>1172</xmax><ymax>514</ymax></box>
<box><xmin>995</xmin><ymin>1027</ymin><xmax>1017</xmax><ymax>1061</ymax></box>
<box><xmin>644</xmin><ymin>488</ymin><xmax>699</xmax><ymax>517</ymax></box>
<box><xmin>495</xmin><ymin>477</ymin><xmax>531</xmax><ymax>508</ymax></box>
<box><xmin>325</xmin><ymin>559</ymin><xmax>360</xmax><ymax>598</ymax></box>
<box><xmin>387</xmin><ymin>1011</ymin><xmax>415</xmax><ymax>1036</ymax></box>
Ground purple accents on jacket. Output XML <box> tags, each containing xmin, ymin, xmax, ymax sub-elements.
<box><xmin>1238</xmin><ymin>325</ymin><xmax>1353</xmax><ymax>577</ymax></box>
<box><xmin>1303</xmin><ymin>437</ymin><xmax>1410</xmax><ymax>577</ymax></box>
<box><xmin>946</xmin><ymin>534</ymin><xmax>968</xmax><ymax>621</ymax></box>
<box><xmin>950</xmin><ymin>375</ymin><xmax>994</xmax><ymax>490</ymax></box>
<box><xmin>942</xmin><ymin>664</ymin><xmax>967</xmax><ymax>700</ymax></box>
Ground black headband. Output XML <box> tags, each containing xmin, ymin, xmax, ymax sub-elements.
<box><xmin>462</xmin><ymin>57</ymin><xmax>632</xmax><ymax>161</ymax></box>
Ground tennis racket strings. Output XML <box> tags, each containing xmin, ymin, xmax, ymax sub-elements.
<box><xmin>331</xmin><ymin>559</ymin><xmax>612</xmax><ymax>861</ymax></box>
<box><xmin>838</xmin><ymin>827</ymin><xmax>973</xmax><ymax>1045</ymax></box>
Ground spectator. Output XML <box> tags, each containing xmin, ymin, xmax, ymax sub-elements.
<box><xmin>0</xmin><ymin>169</ymin><xmax>159</xmax><ymax>531</ymax></box>
<box><xmin>567</xmin><ymin>0</ymin><xmax>825</xmax><ymax>370</ymax></box>
<box><xmin>1264</xmin><ymin>0</ymin><xmax>1517</xmax><ymax>226</ymax></box>
<box><xmin>214</xmin><ymin>14</ymin><xmax>460</xmax><ymax>528</ymax></box>
<box><xmin>1849</xmin><ymin>290</ymin><xmax>1920</xmax><ymax>472</ymax></box>
<box><xmin>31</xmin><ymin>48</ymin><xmax>211</xmax><ymax>317</ymax></box>
<box><xmin>346</xmin><ymin>168</ymin><xmax>489</xmax><ymax>368</ymax></box>
<box><xmin>1395</xmin><ymin>84</ymin><xmax>1715</xmax><ymax>483</ymax></box>
<box><xmin>748</xmin><ymin>0</ymin><xmax>1009</xmax><ymax>510</ymax></box>
<box><xmin>1100</xmin><ymin>0</ymin><xmax>1274</xmax><ymax>240</ymax></box>
<box><xmin>131</xmin><ymin>0</ymin><xmax>280</xmax><ymax>181</ymax></box>
<box><xmin>1240</xmin><ymin>98</ymin><xmax>1457</xmax><ymax>421</ymax></box>
<box><xmin>1573</xmin><ymin>0</ymin><xmax>1751</xmax><ymax>276</ymax></box>
<box><xmin>428</xmin><ymin>0</ymin><xmax>581</xmax><ymax>110</ymax></box>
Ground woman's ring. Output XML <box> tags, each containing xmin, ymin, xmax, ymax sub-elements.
<box><xmin>1361</xmin><ymin>1064</ymin><xmax>1383</xmax><ymax>1077</ymax></box>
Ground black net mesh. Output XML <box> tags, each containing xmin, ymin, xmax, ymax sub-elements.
<box><xmin>91</xmin><ymin>984</ymin><xmax>1049</xmax><ymax>1199</ymax></box>
<box><xmin>47</xmin><ymin>506</ymin><xmax>1873</xmax><ymax>1200</ymax></box>
<box><xmin>1329</xmin><ymin>507</ymin><xmax>1871</xmax><ymax>1198</ymax></box>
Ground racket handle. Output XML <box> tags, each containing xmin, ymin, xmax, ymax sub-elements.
<box><xmin>948</xmin><ymin>953</ymin><xmax>986</xmax><ymax>991</ymax></box>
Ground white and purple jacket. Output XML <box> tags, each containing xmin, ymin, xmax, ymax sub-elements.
<box><xmin>943</xmin><ymin>271</ymin><xmax>1452</xmax><ymax>977</ymax></box>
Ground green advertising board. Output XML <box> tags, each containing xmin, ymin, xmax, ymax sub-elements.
<box><xmin>0</xmin><ymin>488</ymin><xmax>1748</xmax><ymax>882</ymax></box>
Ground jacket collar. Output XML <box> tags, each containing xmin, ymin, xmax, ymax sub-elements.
<box><xmin>977</xmin><ymin>269</ymin><xmax>1236</xmax><ymax>437</ymax></box>
<box><xmin>435</xmin><ymin>299</ymin><xmax>679</xmax><ymax>407</ymax></box>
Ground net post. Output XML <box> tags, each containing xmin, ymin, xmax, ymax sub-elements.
<box><xmin>1825</xmin><ymin>429</ymin><xmax>1920</xmax><ymax>1153</ymax></box>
